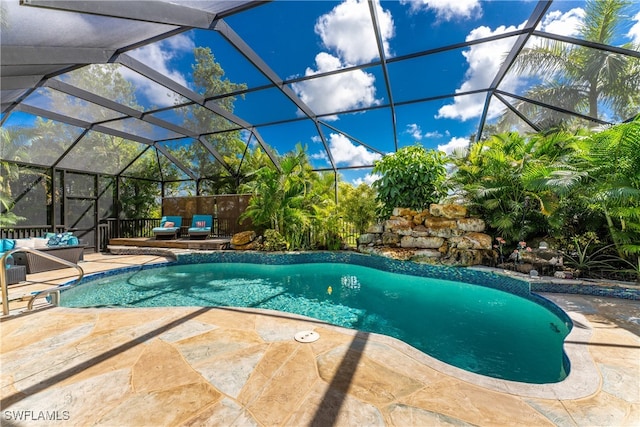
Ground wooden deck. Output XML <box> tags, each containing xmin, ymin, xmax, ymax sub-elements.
<box><xmin>108</xmin><ymin>237</ymin><xmax>230</xmax><ymax>250</ymax></box>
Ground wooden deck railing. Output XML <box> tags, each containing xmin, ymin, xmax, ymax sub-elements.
<box><xmin>2</xmin><ymin>217</ymin><xmax>359</xmax><ymax>252</ymax></box>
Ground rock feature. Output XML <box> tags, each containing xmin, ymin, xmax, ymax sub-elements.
<box><xmin>358</xmin><ymin>204</ymin><xmax>494</xmax><ymax>266</ymax></box>
<box><xmin>230</xmin><ymin>231</ymin><xmax>257</xmax><ymax>250</ymax></box>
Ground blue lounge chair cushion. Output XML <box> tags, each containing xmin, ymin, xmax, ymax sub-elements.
<box><xmin>188</xmin><ymin>215</ymin><xmax>212</xmax><ymax>234</ymax></box>
<box><xmin>153</xmin><ymin>216</ymin><xmax>182</xmax><ymax>235</ymax></box>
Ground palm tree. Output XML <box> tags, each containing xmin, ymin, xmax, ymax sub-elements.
<box><xmin>448</xmin><ymin>130</ymin><xmax>586</xmax><ymax>242</ymax></box>
<box><xmin>239</xmin><ymin>145</ymin><xmax>318</xmax><ymax>249</ymax></box>
<box><xmin>580</xmin><ymin>116</ymin><xmax>640</xmax><ymax>256</ymax></box>
<box><xmin>506</xmin><ymin>0</ymin><xmax>640</xmax><ymax>128</ymax></box>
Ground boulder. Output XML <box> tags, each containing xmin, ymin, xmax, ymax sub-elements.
<box><xmin>356</xmin><ymin>203</ymin><xmax>493</xmax><ymax>267</ymax></box>
<box><xmin>358</xmin><ymin>233</ymin><xmax>376</xmax><ymax>245</ymax></box>
<box><xmin>392</xmin><ymin>207</ymin><xmax>417</xmax><ymax>217</ymax></box>
<box><xmin>444</xmin><ymin>248</ymin><xmax>493</xmax><ymax>266</ymax></box>
<box><xmin>424</xmin><ymin>217</ymin><xmax>457</xmax><ymax>229</ymax></box>
<box><xmin>554</xmin><ymin>271</ymin><xmax>574</xmax><ymax>279</ymax></box>
<box><xmin>230</xmin><ymin>230</ymin><xmax>256</xmax><ymax>246</ymax></box>
<box><xmin>449</xmin><ymin>232</ymin><xmax>492</xmax><ymax>250</ymax></box>
<box><xmin>412</xmin><ymin>210</ymin><xmax>431</xmax><ymax>225</ymax></box>
<box><xmin>429</xmin><ymin>203</ymin><xmax>467</xmax><ymax>219</ymax></box>
<box><xmin>382</xmin><ymin>232</ymin><xmax>401</xmax><ymax>246</ymax></box>
<box><xmin>456</xmin><ymin>218</ymin><xmax>486</xmax><ymax>232</ymax></box>
<box><xmin>411</xmin><ymin>225</ymin><xmax>430</xmax><ymax>237</ymax></box>
<box><xmin>384</xmin><ymin>217</ymin><xmax>412</xmax><ymax>232</ymax></box>
<box><xmin>231</xmin><ymin>240</ymin><xmax>259</xmax><ymax>251</ymax></box>
<box><xmin>410</xmin><ymin>249</ymin><xmax>442</xmax><ymax>263</ymax></box>
<box><xmin>366</xmin><ymin>223</ymin><xmax>384</xmax><ymax>234</ymax></box>
<box><xmin>400</xmin><ymin>235</ymin><xmax>444</xmax><ymax>249</ymax></box>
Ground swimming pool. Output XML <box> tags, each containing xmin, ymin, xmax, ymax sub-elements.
<box><xmin>60</xmin><ymin>252</ymin><xmax>571</xmax><ymax>384</ymax></box>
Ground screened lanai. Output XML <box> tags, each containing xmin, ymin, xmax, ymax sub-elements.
<box><xmin>1</xmin><ymin>0</ymin><xmax>639</xmax><ymax>250</ymax></box>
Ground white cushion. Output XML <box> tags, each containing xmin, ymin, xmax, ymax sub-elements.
<box><xmin>14</xmin><ymin>238</ymin><xmax>34</xmax><ymax>248</ymax></box>
<box><xmin>33</xmin><ymin>238</ymin><xmax>49</xmax><ymax>248</ymax></box>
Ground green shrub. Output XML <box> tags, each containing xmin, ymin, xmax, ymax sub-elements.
<box><xmin>262</xmin><ymin>229</ymin><xmax>287</xmax><ymax>251</ymax></box>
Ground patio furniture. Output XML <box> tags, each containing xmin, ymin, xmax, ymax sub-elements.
<box><xmin>1</xmin><ymin>240</ymin><xmax>28</xmax><ymax>284</ymax></box>
<box><xmin>13</xmin><ymin>244</ymin><xmax>87</xmax><ymax>274</ymax></box>
<box><xmin>188</xmin><ymin>214</ymin><xmax>213</xmax><ymax>240</ymax></box>
<box><xmin>6</xmin><ymin>265</ymin><xmax>27</xmax><ymax>285</ymax></box>
<box><xmin>153</xmin><ymin>216</ymin><xmax>182</xmax><ymax>240</ymax></box>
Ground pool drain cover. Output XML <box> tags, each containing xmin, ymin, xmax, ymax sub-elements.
<box><xmin>294</xmin><ymin>330</ymin><xmax>319</xmax><ymax>343</ymax></box>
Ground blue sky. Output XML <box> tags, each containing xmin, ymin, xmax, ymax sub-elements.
<box><xmin>5</xmin><ymin>0</ymin><xmax>640</xmax><ymax>185</ymax></box>
<box><xmin>124</xmin><ymin>0</ymin><xmax>640</xmax><ymax>183</ymax></box>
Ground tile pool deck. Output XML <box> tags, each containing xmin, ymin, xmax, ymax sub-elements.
<box><xmin>1</xmin><ymin>253</ymin><xmax>638</xmax><ymax>426</ymax></box>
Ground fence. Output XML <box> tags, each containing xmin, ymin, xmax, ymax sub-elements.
<box><xmin>0</xmin><ymin>225</ymin><xmax>67</xmax><ymax>240</ymax></box>
<box><xmin>3</xmin><ymin>217</ymin><xmax>360</xmax><ymax>252</ymax></box>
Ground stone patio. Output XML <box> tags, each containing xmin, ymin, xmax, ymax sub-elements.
<box><xmin>1</xmin><ymin>253</ymin><xmax>638</xmax><ymax>426</ymax></box>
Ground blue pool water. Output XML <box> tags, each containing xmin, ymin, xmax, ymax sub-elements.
<box><xmin>61</xmin><ymin>262</ymin><xmax>570</xmax><ymax>384</ymax></box>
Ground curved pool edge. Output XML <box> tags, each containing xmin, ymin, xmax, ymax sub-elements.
<box><xmin>234</xmin><ymin>304</ymin><xmax>600</xmax><ymax>400</ymax></box>
<box><xmin>63</xmin><ymin>250</ymin><xmax>607</xmax><ymax>397</ymax></box>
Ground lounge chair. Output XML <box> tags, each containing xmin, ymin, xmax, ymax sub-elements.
<box><xmin>188</xmin><ymin>215</ymin><xmax>212</xmax><ymax>240</ymax></box>
<box><xmin>153</xmin><ymin>216</ymin><xmax>182</xmax><ymax>240</ymax></box>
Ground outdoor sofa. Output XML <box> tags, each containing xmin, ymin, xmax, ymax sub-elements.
<box><xmin>9</xmin><ymin>233</ymin><xmax>86</xmax><ymax>274</ymax></box>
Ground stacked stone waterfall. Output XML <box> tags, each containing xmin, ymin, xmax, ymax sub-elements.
<box><xmin>357</xmin><ymin>204</ymin><xmax>494</xmax><ymax>266</ymax></box>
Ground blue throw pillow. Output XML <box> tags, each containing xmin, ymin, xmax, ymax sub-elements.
<box><xmin>48</xmin><ymin>234</ymin><xmax>62</xmax><ymax>247</ymax></box>
<box><xmin>2</xmin><ymin>239</ymin><xmax>16</xmax><ymax>252</ymax></box>
<box><xmin>68</xmin><ymin>236</ymin><xmax>79</xmax><ymax>246</ymax></box>
<box><xmin>48</xmin><ymin>232</ymin><xmax>76</xmax><ymax>246</ymax></box>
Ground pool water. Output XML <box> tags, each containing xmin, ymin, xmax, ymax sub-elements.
<box><xmin>61</xmin><ymin>262</ymin><xmax>570</xmax><ymax>384</ymax></box>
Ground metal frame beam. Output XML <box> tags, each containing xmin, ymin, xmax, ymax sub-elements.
<box><xmin>368</xmin><ymin>0</ymin><xmax>397</xmax><ymax>151</ymax></box>
<box><xmin>475</xmin><ymin>0</ymin><xmax>552</xmax><ymax>142</ymax></box>
<box><xmin>213</xmin><ymin>19</ymin><xmax>337</xmax><ymax>171</ymax></box>
<box><xmin>22</xmin><ymin>0</ymin><xmax>217</xmax><ymax>28</ymax></box>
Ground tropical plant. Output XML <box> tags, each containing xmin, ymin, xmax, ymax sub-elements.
<box><xmin>448</xmin><ymin>132</ymin><xmax>551</xmax><ymax>242</ymax></box>
<box><xmin>0</xmin><ymin>126</ymin><xmax>42</xmax><ymax>227</ymax></box>
<box><xmin>505</xmin><ymin>0</ymin><xmax>640</xmax><ymax>128</ymax></box>
<box><xmin>338</xmin><ymin>182</ymin><xmax>379</xmax><ymax>234</ymax></box>
<box><xmin>0</xmin><ymin>160</ymin><xmax>25</xmax><ymax>227</ymax></box>
<box><xmin>577</xmin><ymin>116</ymin><xmax>640</xmax><ymax>257</ymax></box>
<box><xmin>560</xmin><ymin>232</ymin><xmax>616</xmax><ymax>277</ymax></box>
<box><xmin>240</xmin><ymin>145</ymin><xmax>323</xmax><ymax>249</ymax></box>
<box><xmin>372</xmin><ymin>144</ymin><xmax>448</xmax><ymax>219</ymax></box>
<box><xmin>609</xmin><ymin>254</ymin><xmax>640</xmax><ymax>283</ymax></box>
<box><xmin>261</xmin><ymin>229</ymin><xmax>288</xmax><ymax>251</ymax></box>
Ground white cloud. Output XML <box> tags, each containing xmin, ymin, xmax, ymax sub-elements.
<box><xmin>628</xmin><ymin>12</ymin><xmax>640</xmax><ymax>45</ymax></box>
<box><xmin>315</xmin><ymin>0</ymin><xmax>394</xmax><ymax>65</ymax></box>
<box><xmin>437</xmin><ymin>136</ymin><xmax>469</xmax><ymax>155</ymax></box>
<box><xmin>405</xmin><ymin>123</ymin><xmax>423</xmax><ymax>140</ymax></box>
<box><xmin>435</xmin><ymin>5</ymin><xmax>594</xmax><ymax>122</ymax></box>
<box><xmin>126</xmin><ymin>34</ymin><xmax>195</xmax><ymax>107</ymax></box>
<box><xmin>313</xmin><ymin>133</ymin><xmax>382</xmax><ymax>167</ymax></box>
<box><xmin>293</xmin><ymin>53</ymin><xmax>381</xmax><ymax>118</ymax></box>
<box><xmin>293</xmin><ymin>0</ymin><xmax>392</xmax><ymax>118</ymax></box>
<box><xmin>405</xmin><ymin>123</ymin><xmax>445</xmax><ymax>140</ymax></box>
<box><xmin>425</xmin><ymin>130</ymin><xmax>445</xmax><ymax>138</ymax></box>
<box><xmin>400</xmin><ymin>0</ymin><xmax>481</xmax><ymax>21</ymax></box>
<box><xmin>353</xmin><ymin>173</ymin><xmax>381</xmax><ymax>186</ymax></box>
<box><xmin>539</xmin><ymin>8</ymin><xmax>584</xmax><ymax>37</ymax></box>
<box><xmin>436</xmin><ymin>23</ymin><xmax>525</xmax><ymax>121</ymax></box>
